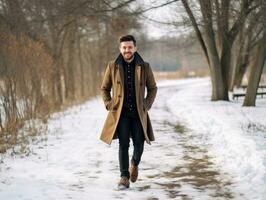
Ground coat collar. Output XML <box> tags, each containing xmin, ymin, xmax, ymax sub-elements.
<box><xmin>114</xmin><ymin>52</ymin><xmax>145</xmax><ymax>67</ymax></box>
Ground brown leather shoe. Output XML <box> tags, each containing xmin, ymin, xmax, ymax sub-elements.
<box><xmin>129</xmin><ymin>165</ymin><xmax>138</xmax><ymax>182</ymax></box>
<box><xmin>118</xmin><ymin>176</ymin><xmax>130</xmax><ymax>190</ymax></box>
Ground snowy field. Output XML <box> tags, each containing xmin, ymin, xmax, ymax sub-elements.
<box><xmin>0</xmin><ymin>77</ymin><xmax>265</xmax><ymax>200</ymax></box>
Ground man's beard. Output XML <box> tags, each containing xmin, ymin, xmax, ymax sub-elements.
<box><xmin>123</xmin><ymin>53</ymin><xmax>134</xmax><ymax>61</ymax></box>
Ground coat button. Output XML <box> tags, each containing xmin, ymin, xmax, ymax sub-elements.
<box><xmin>117</xmin><ymin>81</ymin><xmax>120</xmax><ymax>84</ymax></box>
<box><xmin>118</xmin><ymin>95</ymin><xmax>121</xmax><ymax>98</ymax></box>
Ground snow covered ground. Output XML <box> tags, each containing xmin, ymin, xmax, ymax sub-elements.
<box><xmin>159</xmin><ymin>78</ymin><xmax>266</xmax><ymax>200</ymax></box>
<box><xmin>0</xmin><ymin>77</ymin><xmax>265</xmax><ymax>199</ymax></box>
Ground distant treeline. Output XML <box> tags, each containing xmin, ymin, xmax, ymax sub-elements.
<box><xmin>138</xmin><ymin>34</ymin><xmax>207</xmax><ymax>72</ymax></box>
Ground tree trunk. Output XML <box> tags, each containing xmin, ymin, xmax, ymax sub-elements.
<box><xmin>220</xmin><ymin>41</ymin><xmax>231</xmax><ymax>100</ymax></box>
<box><xmin>230</xmin><ymin>27</ymin><xmax>245</xmax><ymax>90</ymax></box>
<box><xmin>243</xmin><ymin>32</ymin><xmax>266</xmax><ymax>106</ymax></box>
<box><xmin>205</xmin><ymin>33</ymin><xmax>226</xmax><ymax>100</ymax></box>
<box><xmin>234</xmin><ymin>63</ymin><xmax>248</xmax><ymax>87</ymax></box>
<box><xmin>77</xmin><ymin>34</ymin><xmax>85</xmax><ymax>97</ymax></box>
<box><xmin>65</xmin><ymin>21</ymin><xmax>76</xmax><ymax>100</ymax></box>
<box><xmin>199</xmin><ymin>0</ymin><xmax>227</xmax><ymax>100</ymax></box>
<box><xmin>231</xmin><ymin>17</ymin><xmax>255</xmax><ymax>90</ymax></box>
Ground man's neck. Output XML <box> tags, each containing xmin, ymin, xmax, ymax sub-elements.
<box><xmin>124</xmin><ymin>55</ymin><xmax>134</xmax><ymax>64</ymax></box>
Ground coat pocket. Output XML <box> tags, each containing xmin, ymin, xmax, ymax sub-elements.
<box><xmin>143</xmin><ymin>99</ymin><xmax>149</xmax><ymax>112</ymax></box>
<box><xmin>106</xmin><ymin>99</ymin><xmax>113</xmax><ymax>111</ymax></box>
<box><xmin>111</xmin><ymin>97</ymin><xmax>120</xmax><ymax>112</ymax></box>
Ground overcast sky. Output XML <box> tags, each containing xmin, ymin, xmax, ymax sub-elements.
<box><xmin>136</xmin><ymin>0</ymin><xmax>186</xmax><ymax>38</ymax></box>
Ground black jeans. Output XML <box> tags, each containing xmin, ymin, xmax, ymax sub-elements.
<box><xmin>117</xmin><ymin>108</ymin><xmax>145</xmax><ymax>178</ymax></box>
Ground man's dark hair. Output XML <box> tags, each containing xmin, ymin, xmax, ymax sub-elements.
<box><xmin>119</xmin><ymin>35</ymin><xmax>136</xmax><ymax>46</ymax></box>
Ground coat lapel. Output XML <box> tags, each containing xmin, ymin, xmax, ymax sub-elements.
<box><xmin>117</xmin><ymin>64</ymin><xmax>124</xmax><ymax>89</ymax></box>
<box><xmin>114</xmin><ymin>54</ymin><xmax>124</xmax><ymax>89</ymax></box>
<box><xmin>136</xmin><ymin>65</ymin><xmax>141</xmax><ymax>83</ymax></box>
<box><xmin>135</xmin><ymin>65</ymin><xmax>141</xmax><ymax>112</ymax></box>
<box><xmin>135</xmin><ymin>65</ymin><xmax>141</xmax><ymax>93</ymax></box>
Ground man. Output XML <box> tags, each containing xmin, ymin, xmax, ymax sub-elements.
<box><xmin>100</xmin><ymin>35</ymin><xmax>157</xmax><ymax>190</ymax></box>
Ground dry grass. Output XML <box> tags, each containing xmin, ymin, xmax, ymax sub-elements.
<box><xmin>154</xmin><ymin>69</ymin><xmax>210</xmax><ymax>81</ymax></box>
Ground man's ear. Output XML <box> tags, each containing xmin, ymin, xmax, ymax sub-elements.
<box><xmin>135</xmin><ymin>46</ymin><xmax>137</xmax><ymax>52</ymax></box>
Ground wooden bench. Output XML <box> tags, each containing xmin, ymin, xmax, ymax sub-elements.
<box><xmin>232</xmin><ymin>92</ymin><xmax>266</xmax><ymax>100</ymax></box>
<box><xmin>232</xmin><ymin>85</ymin><xmax>266</xmax><ymax>100</ymax></box>
<box><xmin>238</xmin><ymin>85</ymin><xmax>266</xmax><ymax>90</ymax></box>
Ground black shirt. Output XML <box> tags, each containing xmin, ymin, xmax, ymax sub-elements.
<box><xmin>122</xmin><ymin>58</ymin><xmax>138</xmax><ymax>116</ymax></box>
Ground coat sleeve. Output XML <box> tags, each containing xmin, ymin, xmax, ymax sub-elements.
<box><xmin>144</xmin><ymin>63</ymin><xmax>157</xmax><ymax>111</ymax></box>
<box><xmin>101</xmin><ymin>62</ymin><xmax>113</xmax><ymax>110</ymax></box>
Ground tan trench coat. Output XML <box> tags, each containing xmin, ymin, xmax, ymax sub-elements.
<box><xmin>100</xmin><ymin>52</ymin><xmax>157</xmax><ymax>145</ymax></box>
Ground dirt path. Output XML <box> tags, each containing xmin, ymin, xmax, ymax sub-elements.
<box><xmin>118</xmin><ymin>84</ymin><xmax>236</xmax><ymax>199</ymax></box>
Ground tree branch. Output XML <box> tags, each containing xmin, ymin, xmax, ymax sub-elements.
<box><xmin>135</xmin><ymin>0</ymin><xmax>179</xmax><ymax>14</ymax></box>
<box><xmin>229</xmin><ymin>0</ymin><xmax>255</xmax><ymax>42</ymax></box>
<box><xmin>181</xmin><ymin>0</ymin><xmax>209</xmax><ymax>65</ymax></box>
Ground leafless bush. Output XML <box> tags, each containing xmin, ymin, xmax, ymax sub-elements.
<box><xmin>0</xmin><ymin>31</ymin><xmax>53</xmax><ymax>153</ymax></box>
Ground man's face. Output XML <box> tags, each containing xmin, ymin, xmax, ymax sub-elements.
<box><xmin>119</xmin><ymin>41</ymin><xmax>137</xmax><ymax>61</ymax></box>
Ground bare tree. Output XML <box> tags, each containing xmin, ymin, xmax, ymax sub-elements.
<box><xmin>180</xmin><ymin>0</ymin><xmax>257</xmax><ymax>101</ymax></box>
